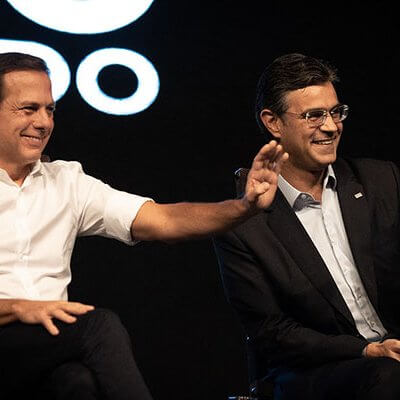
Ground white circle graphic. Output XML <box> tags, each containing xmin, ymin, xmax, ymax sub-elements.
<box><xmin>76</xmin><ymin>48</ymin><xmax>159</xmax><ymax>115</ymax></box>
<box><xmin>0</xmin><ymin>39</ymin><xmax>71</xmax><ymax>101</ymax></box>
<box><xmin>6</xmin><ymin>0</ymin><xmax>154</xmax><ymax>34</ymax></box>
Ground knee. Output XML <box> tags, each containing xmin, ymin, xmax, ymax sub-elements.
<box><xmin>85</xmin><ymin>308</ymin><xmax>131</xmax><ymax>343</ymax></box>
<box><xmin>90</xmin><ymin>308</ymin><xmax>122</xmax><ymax>328</ymax></box>
<box><xmin>92</xmin><ymin>308</ymin><xmax>127</xmax><ymax>332</ymax></box>
<box><xmin>50</xmin><ymin>362</ymin><xmax>98</xmax><ymax>398</ymax></box>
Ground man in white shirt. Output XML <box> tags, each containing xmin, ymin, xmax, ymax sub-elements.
<box><xmin>214</xmin><ymin>53</ymin><xmax>400</xmax><ymax>400</ymax></box>
<box><xmin>0</xmin><ymin>52</ymin><xmax>288</xmax><ymax>399</ymax></box>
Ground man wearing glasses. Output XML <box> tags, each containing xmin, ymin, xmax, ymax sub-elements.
<box><xmin>214</xmin><ymin>53</ymin><xmax>400</xmax><ymax>399</ymax></box>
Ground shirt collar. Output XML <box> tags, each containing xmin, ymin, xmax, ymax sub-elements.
<box><xmin>31</xmin><ymin>159</ymin><xmax>44</xmax><ymax>176</ymax></box>
<box><xmin>278</xmin><ymin>165</ymin><xmax>337</xmax><ymax>210</ymax></box>
<box><xmin>0</xmin><ymin>160</ymin><xmax>44</xmax><ymax>184</ymax></box>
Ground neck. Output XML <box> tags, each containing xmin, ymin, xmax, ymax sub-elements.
<box><xmin>0</xmin><ymin>161</ymin><xmax>33</xmax><ymax>186</ymax></box>
<box><xmin>281</xmin><ymin>164</ymin><xmax>327</xmax><ymax>201</ymax></box>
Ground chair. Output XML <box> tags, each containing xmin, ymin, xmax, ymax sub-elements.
<box><xmin>229</xmin><ymin>167</ymin><xmax>275</xmax><ymax>400</ymax></box>
<box><xmin>234</xmin><ymin>167</ymin><xmax>249</xmax><ymax>197</ymax></box>
<box><xmin>246</xmin><ymin>340</ymin><xmax>274</xmax><ymax>400</ymax></box>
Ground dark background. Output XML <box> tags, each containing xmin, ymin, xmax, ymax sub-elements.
<box><xmin>1</xmin><ymin>2</ymin><xmax>399</xmax><ymax>399</ymax></box>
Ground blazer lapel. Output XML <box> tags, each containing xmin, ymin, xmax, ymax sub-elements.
<box><xmin>333</xmin><ymin>159</ymin><xmax>378</xmax><ymax>308</ymax></box>
<box><xmin>267</xmin><ymin>190</ymin><xmax>355</xmax><ymax>324</ymax></box>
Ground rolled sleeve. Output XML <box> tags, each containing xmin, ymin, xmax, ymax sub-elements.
<box><xmin>103</xmin><ymin>189</ymin><xmax>153</xmax><ymax>245</ymax></box>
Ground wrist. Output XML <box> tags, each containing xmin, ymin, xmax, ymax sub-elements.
<box><xmin>364</xmin><ymin>342</ymin><xmax>382</xmax><ymax>358</ymax></box>
<box><xmin>239</xmin><ymin>196</ymin><xmax>258</xmax><ymax>217</ymax></box>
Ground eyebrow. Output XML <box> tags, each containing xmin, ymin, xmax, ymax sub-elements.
<box><xmin>303</xmin><ymin>103</ymin><xmax>342</xmax><ymax>113</ymax></box>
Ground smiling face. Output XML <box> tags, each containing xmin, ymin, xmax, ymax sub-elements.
<box><xmin>0</xmin><ymin>69</ymin><xmax>55</xmax><ymax>179</ymax></box>
<box><xmin>266</xmin><ymin>82</ymin><xmax>342</xmax><ymax>179</ymax></box>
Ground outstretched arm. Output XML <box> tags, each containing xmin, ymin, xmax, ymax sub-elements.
<box><xmin>131</xmin><ymin>140</ymin><xmax>288</xmax><ymax>242</ymax></box>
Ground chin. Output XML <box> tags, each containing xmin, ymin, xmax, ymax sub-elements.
<box><xmin>22</xmin><ymin>152</ymin><xmax>42</xmax><ymax>165</ymax></box>
<box><xmin>314</xmin><ymin>148</ymin><xmax>337</xmax><ymax>163</ymax></box>
<box><xmin>316</xmin><ymin>157</ymin><xmax>336</xmax><ymax>169</ymax></box>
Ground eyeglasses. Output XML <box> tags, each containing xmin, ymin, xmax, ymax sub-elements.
<box><xmin>284</xmin><ymin>104</ymin><xmax>349</xmax><ymax>128</ymax></box>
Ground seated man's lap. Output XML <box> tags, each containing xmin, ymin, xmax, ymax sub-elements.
<box><xmin>0</xmin><ymin>308</ymin><xmax>125</xmax><ymax>394</ymax></box>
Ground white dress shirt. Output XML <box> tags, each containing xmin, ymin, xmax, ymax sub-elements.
<box><xmin>0</xmin><ymin>160</ymin><xmax>152</xmax><ymax>301</ymax></box>
<box><xmin>278</xmin><ymin>166</ymin><xmax>387</xmax><ymax>341</ymax></box>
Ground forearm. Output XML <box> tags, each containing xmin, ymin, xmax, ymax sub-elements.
<box><xmin>165</xmin><ymin>199</ymin><xmax>255</xmax><ymax>237</ymax></box>
<box><xmin>132</xmin><ymin>198</ymin><xmax>255</xmax><ymax>242</ymax></box>
<box><xmin>131</xmin><ymin>141</ymin><xmax>288</xmax><ymax>242</ymax></box>
<box><xmin>250</xmin><ymin>317</ymin><xmax>368</xmax><ymax>368</ymax></box>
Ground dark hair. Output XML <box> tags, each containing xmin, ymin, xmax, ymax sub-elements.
<box><xmin>0</xmin><ymin>52</ymin><xmax>49</xmax><ymax>101</ymax></box>
<box><xmin>255</xmin><ymin>53</ymin><xmax>339</xmax><ymax>135</ymax></box>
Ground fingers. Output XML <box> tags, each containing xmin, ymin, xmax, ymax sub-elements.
<box><xmin>248</xmin><ymin>141</ymin><xmax>288</xmax><ymax>189</ymax></box>
<box><xmin>43</xmin><ymin>317</ymin><xmax>60</xmax><ymax>336</ymax></box>
<box><xmin>372</xmin><ymin>339</ymin><xmax>400</xmax><ymax>361</ymax></box>
<box><xmin>12</xmin><ymin>300</ymin><xmax>95</xmax><ymax>335</ymax></box>
<box><xmin>251</xmin><ymin>140</ymin><xmax>288</xmax><ymax>172</ymax></box>
<box><xmin>385</xmin><ymin>339</ymin><xmax>400</xmax><ymax>354</ymax></box>
<box><xmin>42</xmin><ymin>302</ymin><xmax>94</xmax><ymax>335</ymax></box>
<box><xmin>62</xmin><ymin>302</ymin><xmax>95</xmax><ymax>315</ymax></box>
<box><xmin>252</xmin><ymin>181</ymin><xmax>270</xmax><ymax>195</ymax></box>
<box><xmin>52</xmin><ymin>308</ymin><xmax>77</xmax><ymax>324</ymax></box>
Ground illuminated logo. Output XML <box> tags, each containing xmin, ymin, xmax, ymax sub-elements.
<box><xmin>76</xmin><ymin>48</ymin><xmax>159</xmax><ymax>115</ymax></box>
<box><xmin>6</xmin><ymin>0</ymin><xmax>154</xmax><ymax>34</ymax></box>
<box><xmin>1</xmin><ymin>1</ymin><xmax>159</xmax><ymax>115</ymax></box>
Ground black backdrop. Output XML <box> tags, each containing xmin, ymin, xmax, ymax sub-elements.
<box><xmin>1</xmin><ymin>2</ymin><xmax>400</xmax><ymax>399</ymax></box>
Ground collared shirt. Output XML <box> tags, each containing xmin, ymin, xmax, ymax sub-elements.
<box><xmin>278</xmin><ymin>166</ymin><xmax>387</xmax><ymax>341</ymax></box>
<box><xmin>0</xmin><ymin>160</ymin><xmax>152</xmax><ymax>301</ymax></box>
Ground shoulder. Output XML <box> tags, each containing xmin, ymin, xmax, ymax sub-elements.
<box><xmin>335</xmin><ymin>157</ymin><xmax>400</xmax><ymax>203</ymax></box>
<box><xmin>39</xmin><ymin>160</ymin><xmax>108</xmax><ymax>192</ymax></box>
<box><xmin>336</xmin><ymin>157</ymin><xmax>400</xmax><ymax>183</ymax></box>
<box><xmin>40</xmin><ymin>159</ymin><xmax>91</xmax><ymax>180</ymax></box>
<box><xmin>342</xmin><ymin>157</ymin><xmax>397</xmax><ymax>170</ymax></box>
<box><xmin>41</xmin><ymin>159</ymin><xmax>84</xmax><ymax>173</ymax></box>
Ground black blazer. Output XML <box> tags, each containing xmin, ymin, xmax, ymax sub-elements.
<box><xmin>214</xmin><ymin>157</ymin><xmax>400</xmax><ymax>382</ymax></box>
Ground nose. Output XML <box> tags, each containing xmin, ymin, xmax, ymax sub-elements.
<box><xmin>320</xmin><ymin>113</ymin><xmax>338</xmax><ymax>134</ymax></box>
<box><xmin>32</xmin><ymin>109</ymin><xmax>53</xmax><ymax>132</ymax></box>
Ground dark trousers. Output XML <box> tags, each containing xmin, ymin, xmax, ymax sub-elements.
<box><xmin>37</xmin><ymin>361</ymin><xmax>100</xmax><ymax>400</ymax></box>
<box><xmin>0</xmin><ymin>308</ymin><xmax>153</xmax><ymax>400</ymax></box>
<box><xmin>274</xmin><ymin>357</ymin><xmax>400</xmax><ymax>400</ymax></box>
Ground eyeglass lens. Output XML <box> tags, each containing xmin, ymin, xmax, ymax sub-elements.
<box><xmin>307</xmin><ymin>105</ymin><xmax>348</xmax><ymax>126</ymax></box>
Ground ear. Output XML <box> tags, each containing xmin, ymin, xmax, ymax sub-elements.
<box><xmin>260</xmin><ymin>108</ymin><xmax>282</xmax><ymax>139</ymax></box>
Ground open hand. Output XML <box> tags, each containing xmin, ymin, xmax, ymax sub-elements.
<box><xmin>11</xmin><ymin>299</ymin><xmax>95</xmax><ymax>335</ymax></box>
<box><xmin>242</xmin><ymin>140</ymin><xmax>288</xmax><ymax>211</ymax></box>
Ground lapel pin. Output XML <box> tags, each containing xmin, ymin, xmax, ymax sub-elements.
<box><xmin>354</xmin><ymin>192</ymin><xmax>363</xmax><ymax>199</ymax></box>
